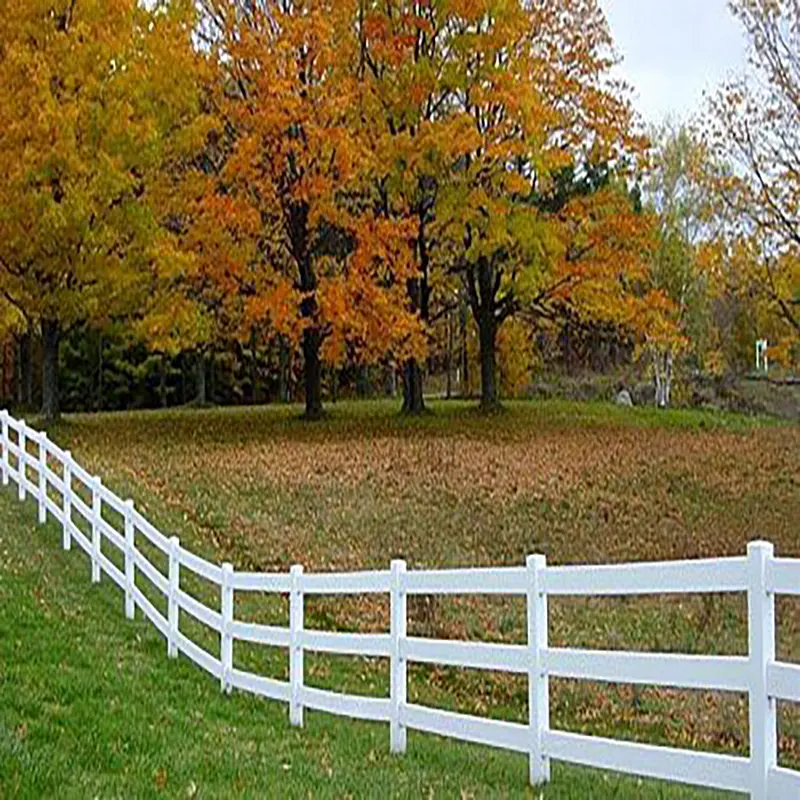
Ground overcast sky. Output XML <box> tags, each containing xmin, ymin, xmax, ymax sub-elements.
<box><xmin>600</xmin><ymin>0</ymin><xmax>749</xmax><ymax>127</ymax></box>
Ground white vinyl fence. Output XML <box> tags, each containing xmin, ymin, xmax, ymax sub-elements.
<box><xmin>2</xmin><ymin>410</ymin><xmax>798</xmax><ymax>798</ymax></box>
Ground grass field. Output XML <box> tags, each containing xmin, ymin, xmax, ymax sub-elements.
<box><xmin>1</xmin><ymin>399</ymin><xmax>798</xmax><ymax>797</ymax></box>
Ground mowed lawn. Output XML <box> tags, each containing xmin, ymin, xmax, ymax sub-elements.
<box><xmin>1</xmin><ymin>399</ymin><xmax>798</xmax><ymax>797</ymax></box>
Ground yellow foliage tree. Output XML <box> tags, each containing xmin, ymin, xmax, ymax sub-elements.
<box><xmin>0</xmin><ymin>0</ymin><xmax>206</xmax><ymax>421</ymax></box>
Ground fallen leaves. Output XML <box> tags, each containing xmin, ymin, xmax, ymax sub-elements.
<box><xmin>54</xmin><ymin>404</ymin><xmax>800</xmax><ymax>767</ymax></box>
<box><xmin>153</xmin><ymin>767</ymin><xmax>168</xmax><ymax>789</ymax></box>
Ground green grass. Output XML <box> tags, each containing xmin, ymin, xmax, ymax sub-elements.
<box><xmin>41</xmin><ymin>396</ymin><xmax>785</xmax><ymax>442</ymax></box>
<box><xmin>0</xmin><ymin>491</ymin><xmax>735</xmax><ymax>799</ymax></box>
<box><xmin>3</xmin><ymin>398</ymin><xmax>798</xmax><ymax>797</ymax></box>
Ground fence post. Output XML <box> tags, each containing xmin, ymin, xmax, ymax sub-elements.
<box><xmin>1</xmin><ymin>411</ymin><xmax>9</xmax><ymax>487</ymax></box>
<box><xmin>38</xmin><ymin>433</ymin><xmax>47</xmax><ymax>524</ymax></box>
<box><xmin>221</xmin><ymin>562</ymin><xmax>234</xmax><ymax>694</ymax></box>
<box><xmin>168</xmin><ymin>536</ymin><xmax>180</xmax><ymax>658</ymax></box>
<box><xmin>390</xmin><ymin>559</ymin><xmax>408</xmax><ymax>755</ymax></box>
<box><xmin>748</xmin><ymin>540</ymin><xmax>776</xmax><ymax>800</ymax></box>
<box><xmin>62</xmin><ymin>452</ymin><xmax>72</xmax><ymax>551</ymax></box>
<box><xmin>527</xmin><ymin>554</ymin><xmax>550</xmax><ymax>786</ymax></box>
<box><xmin>124</xmin><ymin>500</ymin><xmax>135</xmax><ymax>620</ymax></box>
<box><xmin>91</xmin><ymin>476</ymin><xmax>102</xmax><ymax>583</ymax></box>
<box><xmin>18</xmin><ymin>421</ymin><xmax>26</xmax><ymax>501</ymax></box>
<box><xmin>289</xmin><ymin>564</ymin><xmax>304</xmax><ymax>727</ymax></box>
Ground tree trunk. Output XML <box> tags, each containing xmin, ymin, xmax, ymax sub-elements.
<box><xmin>654</xmin><ymin>366</ymin><xmax>665</xmax><ymax>408</ymax></box>
<box><xmin>14</xmin><ymin>337</ymin><xmax>22</xmax><ymax>406</ymax></box>
<box><xmin>248</xmin><ymin>331</ymin><xmax>259</xmax><ymax>405</ymax></box>
<box><xmin>464</xmin><ymin>256</ymin><xmax>504</xmax><ymax>413</ymax></box>
<box><xmin>2</xmin><ymin>340</ymin><xmax>13</xmax><ymax>406</ymax></box>
<box><xmin>445</xmin><ymin>308</ymin><xmax>454</xmax><ymax>400</ymax></box>
<box><xmin>41</xmin><ymin>319</ymin><xmax>60</xmax><ymax>424</ymax></box>
<box><xmin>356</xmin><ymin>366</ymin><xmax>370</xmax><ymax>399</ymax></box>
<box><xmin>159</xmin><ymin>356</ymin><xmax>168</xmax><ymax>408</ymax></box>
<box><xmin>664</xmin><ymin>351</ymin><xmax>673</xmax><ymax>407</ymax></box>
<box><xmin>564</xmin><ymin>319</ymin><xmax>574</xmax><ymax>374</ymax></box>
<box><xmin>460</xmin><ymin>293</ymin><xmax>470</xmax><ymax>397</ymax></box>
<box><xmin>654</xmin><ymin>349</ymin><xmax>673</xmax><ymax>408</ymax></box>
<box><xmin>278</xmin><ymin>337</ymin><xmax>290</xmax><ymax>403</ymax></box>
<box><xmin>96</xmin><ymin>334</ymin><xmax>104</xmax><ymax>411</ymax></box>
<box><xmin>209</xmin><ymin>354</ymin><xmax>216</xmax><ymax>405</ymax></box>
<box><xmin>179</xmin><ymin>354</ymin><xmax>186</xmax><ymax>405</ymax></box>
<box><xmin>477</xmin><ymin>309</ymin><xmax>499</xmax><ymax>412</ymax></box>
<box><xmin>288</xmin><ymin>199</ymin><xmax>323</xmax><ymax>420</ymax></box>
<box><xmin>303</xmin><ymin>328</ymin><xmax>323</xmax><ymax>420</ymax></box>
<box><xmin>402</xmin><ymin>358</ymin><xmax>425</xmax><ymax>414</ymax></box>
<box><xmin>195</xmin><ymin>351</ymin><xmax>207</xmax><ymax>405</ymax></box>
<box><xmin>400</xmin><ymin>213</ymin><xmax>431</xmax><ymax>416</ymax></box>
<box><xmin>19</xmin><ymin>333</ymin><xmax>33</xmax><ymax>408</ymax></box>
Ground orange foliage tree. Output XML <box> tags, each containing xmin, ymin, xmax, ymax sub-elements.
<box><xmin>185</xmin><ymin>1</ymin><xmax>670</xmax><ymax>414</ymax></box>
<box><xmin>357</xmin><ymin>0</ymin><xmax>480</xmax><ymax>413</ymax></box>
<box><xmin>191</xmin><ymin>0</ymin><xmax>425</xmax><ymax>418</ymax></box>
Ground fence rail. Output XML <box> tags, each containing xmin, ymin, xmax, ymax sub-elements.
<box><xmin>1</xmin><ymin>410</ymin><xmax>798</xmax><ymax>799</ymax></box>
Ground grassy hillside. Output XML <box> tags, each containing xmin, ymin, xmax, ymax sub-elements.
<box><xmin>2</xmin><ymin>399</ymin><xmax>798</xmax><ymax>796</ymax></box>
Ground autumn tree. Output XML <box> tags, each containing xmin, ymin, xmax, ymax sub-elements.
<box><xmin>357</xmin><ymin>0</ymin><xmax>477</xmax><ymax>414</ymax></box>
<box><xmin>140</xmin><ymin>178</ymin><xmax>262</xmax><ymax>404</ymax></box>
<box><xmin>708</xmin><ymin>0</ymin><xmax>800</xmax><ymax>361</ymax></box>
<box><xmin>193</xmin><ymin>0</ymin><xmax>424</xmax><ymax>419</ymax></box>
<box><xmin>429</xmin><ymin>0</ymin><xmax>645</xmax><ymax>410</ymax></box>
<box><xmin>0</xmin><ymin>0</ymin><xmax>205</xmax><ymax>422</ymax></box>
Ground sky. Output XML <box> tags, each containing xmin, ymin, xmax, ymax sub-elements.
<box><xmin>599</xmin><ymin>0</ymin><xmax>750</xmax><ymax>127</ymax></box>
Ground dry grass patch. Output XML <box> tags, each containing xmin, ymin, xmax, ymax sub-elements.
<box><xmin>50</xmin><ymin>399</ymin><xmax>799</xmax><ymax>767</ymax></box>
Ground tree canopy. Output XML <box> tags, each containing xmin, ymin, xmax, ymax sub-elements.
<box><xmin>0</xmin><ymin>0</ymin><xmax>205</xmax><ymax>421</ymax></box>
<box><xmin>1</xmin><ymin>0</ymin><xmax>794</xmax><ymax>421</ymax></box>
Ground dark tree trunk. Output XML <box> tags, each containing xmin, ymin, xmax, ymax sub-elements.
<box><xmin>96</xmin><ymin>334</ymin><xmax>104</xmax><ymax>411</ymax></box>
<box><xmin>288</xmin><ymin>199</ymin><xmax>324</xmax><ymax>420</ymax></box>
<box><xmin>14</xmin><ymin>337</ymin><xmax>22</xmax><ymax>406</ymax></box>
<box><xmin>564</xmin><ymin>318</ymin><xmax>575</xmax><ymax>374</ymax></box>
<box><xmin>41</xmin><ymin>319</ymin><xmax>60</xmax><ymax>424</ymax></box>
<box><xmin>278</xmin><ymin>337</ymin><xmax>290</xmax><ymax>403</ymax></box>
<box><xmin>459</xmin><ymin>292</ymin><xmax>470</xmax><ymax>397</ymax></box>
<box><xmin>477</xmin><ymin>310</ymin><xmax>498</xmax><ymax>412</ymax></box>
<box><xmin>19</xmin><ymin>333</ymin><xmax>33</xmax><ymax>408</ymax></box>
<box><xmin>464</xmin><ymin>256</ymin><xmax>507</xmax><ymax>413</ymax></box>
<box><xmin>356</xmin><ymin>365</ymin><xmax>370</xmax><ymax>399</ymax></box>
<box><xmin>179</xmin><ymin>354</ymin><xmax>186</xmax><ymax>405</ymax></box>
<box><xmin>249</xmin><ymin>331</ymin><xmax>259</xmax><ymax>405</ymax></box>
<box><xmin>402</xmin><ymin>276</ymin><xmax>427</xmax><ymax>415</ymax></box>
<box><xmin>400</xmin><ymin>208</ymin><xmax>432</xmax><ymax>416</ymax></box>
<box><xmin>302</xmin><ymin>328</ymin><xmax>323</xmax><ymax>420</ymax></box>
<box><xmin>1</xmin><ymin>341</ymin><xmax>13</xmax><ymax>405</ymax></box>
<box><xmin>195</xmin><ymin>352</ymin><xmax>207</xmax><ymax>405</ymax></box>
<box><xmin>209</xmin><ymin>354</ymin><xmax>216</xmax><ymax>405</ymax></box>
<box><xmin>402</xmin><ymin>359</ymin><xmax>425</xmax><ymax>414</ymax></box>
<box><xmin>445</xmin><ymin>308</ymin><xmax>454</xmax><ymax>400</ymax></box>
<box><xmin>159</xmin><ymin>356</ymin><xmax>168</xmax><ymax>408</ymax></box>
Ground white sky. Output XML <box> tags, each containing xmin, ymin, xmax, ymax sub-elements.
<box><xmin>600</xmin><ymin>0</ymin><xmax>750</xmax><ymax>126</ymax></box>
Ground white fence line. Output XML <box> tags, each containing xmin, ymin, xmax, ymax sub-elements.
<box><xmin>1</xmin><ymin>409</ymin><xmax>798</xmax><ymax>799</ymax></box>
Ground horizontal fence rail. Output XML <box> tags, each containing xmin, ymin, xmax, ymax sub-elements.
<box><xmin>1</xmin><ymin>410</ymin><xmax>798</xmax><ymax>799</ymax></box>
